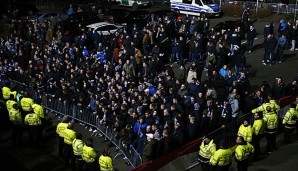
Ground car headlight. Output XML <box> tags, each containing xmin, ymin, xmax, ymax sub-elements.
<box><xmin>208</xmin><ymin>9</ymin><xmax>213</xmax><ymax>13</ymax></box>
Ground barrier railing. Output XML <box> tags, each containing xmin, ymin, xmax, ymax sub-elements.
<box><xmin>132</xmin><ymin>137</ymin><xmax>203</xmax><ymax>171</ymax></box>
<box><xmin>132</xmin><ymin>95</ymin><xmax>295</xmax><ymax>171</ymax></box>
<box><xmin>226</xmin><ymin>1</ymin><xmax>298</xmax><ymax>14</ymax></box>
<box><xmin>1</xmin><ymin>77</ymin><xmax>296</xmax><ymax>171</ymax></box>
<box><xmin>1</xmin><ymin>78</ymin><xmax>142</xmax><ymax>169</ymax></box>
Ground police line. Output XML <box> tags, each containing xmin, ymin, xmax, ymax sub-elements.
<box><xmin>0</xmin><ymin>78</ymin><xmax>142</xmax><ymax>169</ymax></box>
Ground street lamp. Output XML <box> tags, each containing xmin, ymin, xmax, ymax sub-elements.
<box><xmin>256</xmin><ymin>0</ymin><xmax>259</xmax><ymax>15</ymax></box>
<box><xmin>295</xmin><ymin>0</ymin><xmax>298</xmax><ymax>21</ymax></box>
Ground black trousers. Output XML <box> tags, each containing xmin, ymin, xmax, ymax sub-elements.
<box><xmin>210</xmin><ymin>165</ymin><xmax>230</xmax><ymax>171</ymax></box>
<box><xmin>284</xmin><ymin>127</ymin><xmax>295</xmax><ymax>144</ymax></box>
<box><xmin>266</xmin><ymin>133</ymin><xmax>277</xmax><ymax>152</ymax></box>
<box><xmin>201</xmin><ymin>162</ymin><xmax>211</xmax><ymax>171</ymax></box>
<box><xmin>58</xmin><ymin>136</ymin><xmax>64</xmax><ymax>157</ymax></box>
<box><xmin>73</xmin><ymin>155</ymin><xmax>83</xmax><ymax>171</ymax></box>
<box><xmin>63</xmin><ymin>143</ymin><xmax>74</xmax><ymax>167</ymax></box>
<box><xmin>237</xmin><ymin>159</ymin><xmax>248</xmax><ymax>171</ymax></box>
<box><xmin>252</xmin><ymin>134</ymin><xmax>263</xmax><ymax>157</ymax></box>
<box><xmin>11</xmin><ymin>124</ymin><xmax>23</xmax><ymax>146</ymax></box>
<box><xmin>82</xmin><ymin>161</ymin><xmax>97</xmax><ymax>171</ymax></box>
<box><xmin>27</xmin><ymin>125</ymin><xmax>39</xmax><ymax>148</ymax></box>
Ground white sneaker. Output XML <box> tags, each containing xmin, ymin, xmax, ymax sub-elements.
<box><xmin>93</xmin><ymin>129</ymin><xmax>98</xmax><ymax>133</ymax></box>
<box><xmin>295</xmin><ymin>48</ymin><xmax>298</xmax><ymax>51</ymax></box>
<box><xmin>89</xmin><ymin>128</ymin><xmax>93</xmax><ymax>132</ymax></box>
<box><xmin>248</xmin><ymin>50</ymin><xmax>251</xmax><ymax>53</ymax></box>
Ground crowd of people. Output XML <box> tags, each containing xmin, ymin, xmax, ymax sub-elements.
<box><xmin>1</xmin><ymin>3</ymin><xmax>298</xmax><ymax>171</ymax></box>
<box><xmin>198</xmin><ymin>95</ymin><xmax>298</xmax><ymax>171</ymax></box>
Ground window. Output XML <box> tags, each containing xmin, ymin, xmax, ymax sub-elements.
<box><xmin>195</xmin><ymin>0</ymin><xmax>203</xmax><ymax>6</ymax></box>
<box><xmin>182</xmin><ymin>0</ymin><xmax>192</xmax><ymax>4</ymax></box>
<box><xmin>95</xmin><ymin>25</ymin><xmax>110</xmax><ymax>32</ymax></box>
<box><xmin>108</xmin><ymin>25</ymin><xmax>118</xmax><ymax>31</ymax></box>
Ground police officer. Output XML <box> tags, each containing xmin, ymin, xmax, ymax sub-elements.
<box><xmin>2</xmin><ymin>81</ymin><xmax>11</xmax><ymax>100</ymax></box>
<box><xmin>32</xmin><ymin>98</ymin><xmax>44</xmax><ymax>121</ymax></box>
<box><xmin>24</xmin><ymin>107</ymin><xmax>42</xmax><ymax>148</ymax></box>
<box><xmin>210</xmin><ymin>140</ymin><xmax>232</xmax><ymax>171</ymax></box>
<box><xmin>73</xmin><ymin>132</ymin><xmax>85</xmax><ymax>171</ymax></box>
<box><xmin>82</xmin><ymin>137</ymin><xmax>97</xmax><ymax>171</ymax></box>
<box><xmin>56</xmin><ymin>115</ymin><xmax>70</xmax><ymax>158</ymax></box>
<box><xmin>99</xmin><ymin>147</ymin><xmax>114</xmax><ymax>171</ymax></box>
<box><xmin>198</xmin><ymin>136</ymin><xmax>216</xmax><ymax>171</ymax></box>
<box><xmin>237</xmin><ymin>120</ymin><xmax>253</xmax><ymax>143</ymax></box>
<box><xmin>251</xmin><ymin>97</ymin><xmax>280</xmax><ymax>117</ymax></box>
<box><xmin>252</xmin><ymin>112</ymin><xmax>264</xmax><ymax>159</ymax></box>
<box><xmin>20</xmin><ymin>92</ymin><xmax>34</xmax><ymax>117</ymax></box>
<box><xmin>263</xmin><ymin>106</ymin><xmax>278</xmax><ymax>153</ymax></box>
<box><xmin>282</xmin><ymin>103</ymin><xmax>298</xmax><ymax>144</ymax></box>
<box><xmin>6</xmin><ymin>94</ymin><xmax>17</xmax><ymax>112</ymax></box>
<box><xmin>32</xmin><ymin>98</ymin><xmax>45</xmax><ymax>143</ymax></box>
<box><xmin>9</xmin><ymin>104</ymin><xmax>23</xmax><ymax>146</ymax></box>
<box><xmin>63</xmin><ymin>122</ymin><xmax>76</xmax><ymax>167</ymax></box>
<box><xmin>267</xmin><ymin>94</ymin><xmax>280</xmax><ymax>114</ymax></box>
<box><xmin>235</xmin><ymin>136</ymin><xmax>254</xmax><ymax>171</ymax></box>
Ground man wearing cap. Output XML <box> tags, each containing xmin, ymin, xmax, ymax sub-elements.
<box><xmin>210</xmin><ymin>140</ymin><xmax>232</xmax><ymax>171</ymax></box>
<box><xmin>252</xmin><ymin>112</ymin><xmax>264</xmax><ymax>160</ymax></box>
<box><xmin>56</xmin><ymin>115</ymin><xmax>70</xmax><ymax>157</ymax></box>
<box><xmin>263</xmin><ymin>106</ymin><xmax>278</xmax><ymax>153</ymax></box>
<box><xmin>235</xmin><ymin>136</ymin><xmax>254</xmax><ymax>171</ymax></box>
<box><xmin>153</xmin><ymin>131</ymin><xmax>162</xmax><ymax>158</ymax></box>
<box><xmin>282</xmin><ymin>103</ymin><xmax>298</xmax><ymax>144</ymax></box>
<box><xmin>237</xmin><ymin>120</ymin><xmax>253</xmax><ymax>143</ymax></box>
<box><xmin>198</xmin><ymin>136</ymin><xmax>216</xmax><ymax>171</ymax></box>
<box><xmin>251</xmin><ymin>98</ymin><xmax>279</xmax><ymax>118</ymax></box>
<box><xmin>142</xmin><ymin>133</ymin><xmax>157</xmax><ymax>163</ymax></box>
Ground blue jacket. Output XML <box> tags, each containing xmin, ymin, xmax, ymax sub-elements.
<box><xmin>82</xmin><ymin>48</ymin><xmax>89</xmax><ymax>57</ymax></box>
<box><xmin>133</xmin><ymin>121</ymin><xmax>148</xmax><ymax>136</ymax></box>
<box><xmin>278</xmin><ymin>37</ymin><xmax>287</xmax><ymax>48</ymax></box>
<box><xmin>67</xmin><ymin>7</ymin><xmax>73</xmax><ymax>15</ymax></box>
<box><xmin>97</xmin><ymin>52</ymin><xmax>106</xmax><ymax>62</ymax></box>
<box><xmin>278</xmin><ymin>19</ymin><xmax>286</xmax><ymax>32</ymax></box>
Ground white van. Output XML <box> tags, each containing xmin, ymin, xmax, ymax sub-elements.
<box><xmin>170</xmin><ymin>0</ymin><xmax>221</xmax><ymax>17</ymax></box>
<box><xmin>114</xmin><ymin>0</ymin><xmax>150</xmax><ymax>9</ymax></box>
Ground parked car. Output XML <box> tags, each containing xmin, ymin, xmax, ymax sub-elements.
<box><xmin>145</xmin><ymin>9</ymin><xmax>180</xmax><ymax>21</ymax></box>
<box><xmin>58</xmin><ymin>12</ymin><xmax>103</xmax><ymax>36</ymax></box>
<box><xmin>86</xmin><ymin>22</ymin><xmax>123</xmax><ymax>36</ymax></box>
<box><xmin>104</xmin><ymin>9</ymin><xmax>180</xmax><ymax>32</ymax></box>
<box><xmin>29</xmin><ymin>11</ymin><xmax>68</xmax><ymax>22</ymax></box>
<box><xmin>213</xmin><ymin>19</ymin><xmax>256</xmax><ymax>39</ymax></box>
<box><xmin>62</xmin><ymin>0</ymin><xmax>111</xmax><ymax>14</ymax></box>
<box><xmin>104</xmin><ymin>9</ymin><xmax>149</xmax><ymax>32</ymax></box>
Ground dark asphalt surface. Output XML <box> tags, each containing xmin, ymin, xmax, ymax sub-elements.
<box><xmin>1</xmin><ymin>4</ymin><xmax>298</xmax><ymax>171</ymax></box>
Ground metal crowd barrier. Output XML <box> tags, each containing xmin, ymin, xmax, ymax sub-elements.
<box><xmin>2</xmin><ymin>78</ymin><xmax>142</xmax><ymax>169</ymax></box>
<box><xmin>226</xmin><ymin>1</ymin><xmax>298</xmax><ymax>14</ymax></box>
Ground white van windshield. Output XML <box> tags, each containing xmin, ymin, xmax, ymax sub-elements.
<box><xmin>195</xmin><ymin>0</ymin><xmax>203</xmax><ymax>6</ymax></box>
<box><xmin>203</xmin><ymin>0</ymin><xmax>215</xmax><ymax>5</ymax></box>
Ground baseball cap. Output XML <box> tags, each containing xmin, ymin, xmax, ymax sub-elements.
<box><xmin>146</xmin><ymin>133</ymin><xmax>154</xmax><ymax>139</ymax></box>
<box><xmin>153</xmin><ymin>132</ymin><xmax>161</xmax><ymax>139</ymax></box>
